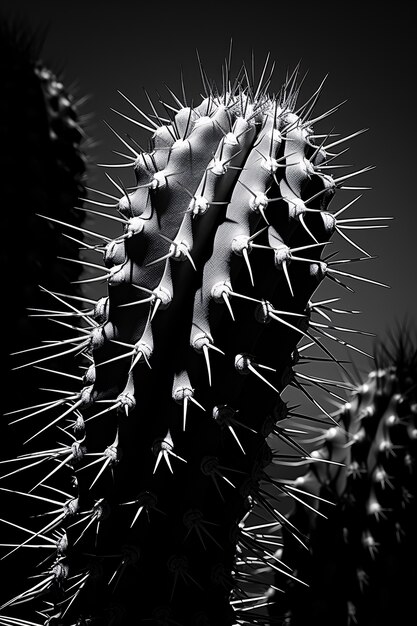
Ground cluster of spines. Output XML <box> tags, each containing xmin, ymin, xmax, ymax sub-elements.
<box><xmin>265</xmin><ymin>333</ymin><xmax>417</xmax><ymax>625</ymax></box>
<box><xmin>0</xmin><ymin>52</ymin><xmax>390</xmax><ymax>626</ymax></box>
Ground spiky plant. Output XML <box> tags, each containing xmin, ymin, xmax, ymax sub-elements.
<box><xmin>0</xmin><ymin>51</ymin><xmax>389</xmax><ymax>626</ymax></box>
<box><xmin>0</xmin><ymin>15</ymin><xmax>87</xmax><ymax>357</ymax></box>
<box><xmin>0</xmin><ymin>13</ymin><xmax>87</xmax><ymax>609</ymax></box>
<box><xmin>0</xmin><ymin>14</ymin><xmax>88</xmax><ymax>410</ymax></box>
<box><xmin>267</xmin><ymin>330</ymin><xmax>417</xmax><ymax>626</ymax></box>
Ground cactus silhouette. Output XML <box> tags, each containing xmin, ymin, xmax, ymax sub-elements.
<box><xmin>0</xmin><ymin>13</ymin><xmax>88</xmax><ymax>410</ymax></box>
<box><xmin>267</xmin><ymin>330</ymin><xmax>417</xmax><ymax>626</ymax></box>
<box><xmin>0</xmin><ymin>15</ymin><xmax>87</xmax><ymax>356</ymax></box>
<box><xmin>0</xmin><ymin>13</ymin><xmax>87</xmax><ymax>612</ymax></box>
<box><xmin>0</xmin><ymin>50</ymin><xmax>389</xmax><ymax>626</ymax></box>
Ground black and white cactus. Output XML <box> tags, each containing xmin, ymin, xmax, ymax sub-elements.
<box><xmin>1</xmin><ymin>52</ymin><xmax>390</xmax><ymax>626</ymax></box>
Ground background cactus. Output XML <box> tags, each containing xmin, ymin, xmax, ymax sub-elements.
<box><xmin>0</xmin><ymin>48</ymin><xmax>390</xmax><ymax>626</ymax></box>
<box><xmin>266</xmin><ymin>329</ymin><xmax>417</xmax><ymax>626</ymax></box>
<box><xmin>0</xmin><ymin>13</ymin><xmax>87</xmax><ymax>610</ymax></box>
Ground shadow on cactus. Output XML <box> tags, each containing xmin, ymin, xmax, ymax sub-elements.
<box><xmin>0</xmin><ymin>46</ymin><xmax>390</xmax><ymax>626</ymax></box>
<box><xmin>267</xmin><ymin>326</ymin><xmax>417</xmax><ymax>626</ymax></box>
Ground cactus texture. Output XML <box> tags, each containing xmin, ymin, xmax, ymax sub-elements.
<box><xmin>1</xmin><ymin>54</ymin><xmax>388</xmax><ymax>626</ymax></box>
<box><xmin>267</xmin><ymin>332</ymin><xmax>417</xmax><ymax>626</ymax></box>
<box><xmin>0</xmin><ymin>14</ymin><xmax>87</xmax><ymax>609</ymax></box>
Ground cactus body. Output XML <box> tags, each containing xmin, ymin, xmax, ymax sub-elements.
<box><xmin>1</xmin><ymin>56</ymin><xmax>385</xmax><ymax>626</ymax></box>
<box><xmin>268</xmin><ymin>336</ymin><xmax>417</xmax><ymax>626</ymax></box>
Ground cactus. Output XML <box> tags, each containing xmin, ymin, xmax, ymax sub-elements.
<box><xmin>1</xmin><ymin>51</ymin><xmax>388</xmax><ymax>626</ymax></box>
<box><xmin>0</xmin><ymin>13</ymin><xmax>87</xmax><ymax>609</ymax></box>
<box><xmin>0</xmin><ymin>14</ymin><xmax>88</xmax><ymax>397</ymax></box>
<box><xmin>0</xmin><ymin>14</ymin><xmax>87</xmax><ymax>333</ymax></box>
<box><xmin>267</xmin><ymin>330</ymin><xmax>417</xmax><ymax>626</ymax></box>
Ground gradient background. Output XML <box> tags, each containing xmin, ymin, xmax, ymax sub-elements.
<box><xmin>2</xmin><ymin>0</ymin><xmax>415</xmax><ymax>365</ymax></box>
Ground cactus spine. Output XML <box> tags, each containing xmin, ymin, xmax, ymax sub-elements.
<box><xmin>267</xmin><ymin>333</ymin><xmax>417</xmax><ymax>625</ymax></box>
<box><xmin>1</xmin><ymin>53</ymin><xmax>388</xmax><ymax>625</ymax></box>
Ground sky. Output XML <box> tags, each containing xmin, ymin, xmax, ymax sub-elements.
<box><xmin>2</xmin><ymin>0</ymin><xmax>416</xmax><ymax>365</ymax></box>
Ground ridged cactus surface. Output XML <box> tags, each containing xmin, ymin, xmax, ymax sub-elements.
<box><xmin>268</xmin><ymin>334</ymin><xmax>417</xmax><ymax>626</ymax></box>
<box><xmin>1</xmin><ymin>55</ymin><xmax>387</xmax><ymax>626</ymax></box>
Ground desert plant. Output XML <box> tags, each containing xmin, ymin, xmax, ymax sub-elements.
<box><xmin>266</xmin><ymin>330</ymin><xmax>417</xmax><ymax>626</ymax></box>
<box><xmin>0</xmin><ymin>12</ymin><xmax>87</xmax><ymax>610</ymax></box>
<box><xmin>0</xmin><ymin>15</ymin><xmax>87</xmax><ymax>361</ymax></box>
<box><xmin>0</xmin><ymin>51</ymin><xmax>388</xmax><ymax>626</ymax></box>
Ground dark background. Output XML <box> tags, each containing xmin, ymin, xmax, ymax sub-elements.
<box><xmin>2</xmin><ymin>0</ymin><xmax>415</xmax><ymax>364</ymax></box>
<box><xmin>0</xmin><ymin>0</ymin><xmax>415</xmax><ymax>619</ymax></box>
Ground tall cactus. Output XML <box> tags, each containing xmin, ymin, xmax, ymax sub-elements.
<box><xmin>1</xmin><ymin>53</ymin><xmax>388</xmax><ymax>626</ymax></box>
<box><xmin>267</xmin><ymin>331</ymin><xmax>417</xmax><ymax>626</ymax></box>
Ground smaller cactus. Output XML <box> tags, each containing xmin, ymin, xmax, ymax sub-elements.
<box><xmin>0</xmin><ymin>48</ymin><xmax>390</xmax><ymax>626</ymax></box>
<box><xmin>267</xmin><ymin>329</ymin><xmax>417</xmax><ymax>626</ymax></box>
